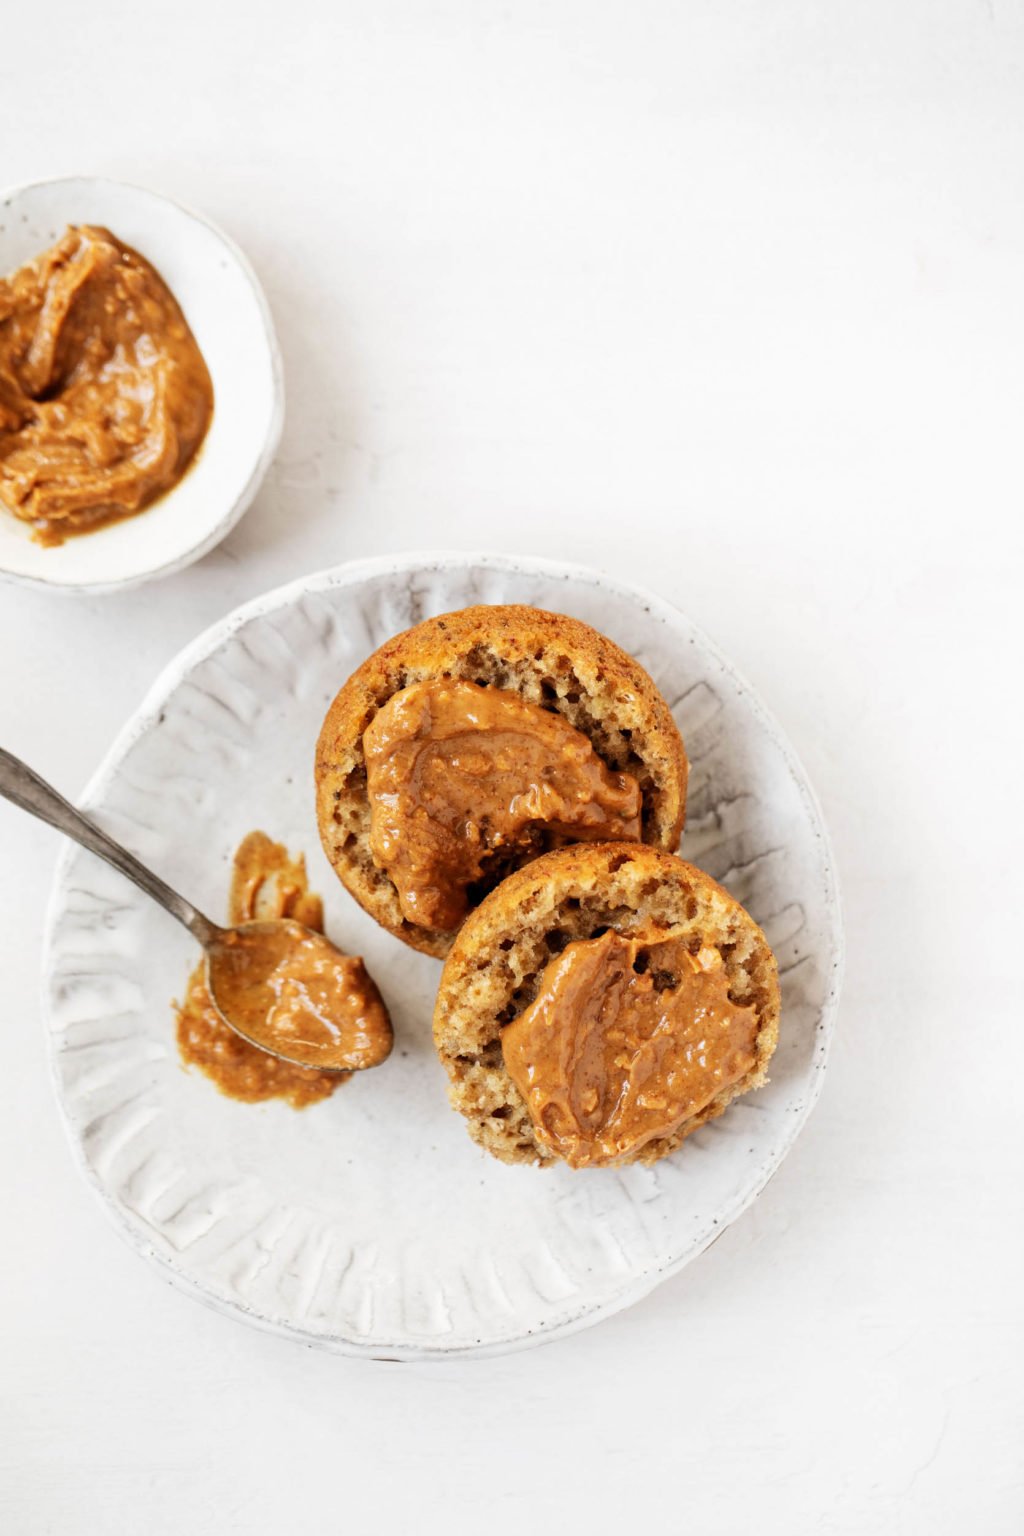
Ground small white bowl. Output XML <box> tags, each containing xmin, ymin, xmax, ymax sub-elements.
<box><xmin>0</xmin><ymin>176</ymin><xmax>283</xmax><ymax>593</ymax></box>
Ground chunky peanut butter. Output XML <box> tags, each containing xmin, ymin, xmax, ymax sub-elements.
<box><xmin>501</xmin><ymin>928</ymin><xmax>759</xmax><ymax>1168</ymax></box>
<box><xmin>207</xmin><ymin>920</ymin><xmax>392</xmax><ymax>1072</ymax></box>
<box><xmin>176</xmin><ymin>832</ymin><xmax>389</xmax><ymax>1107</ymax></box>
<box><xmin>0</xmin><ymin>225</ymin><xmax>213</xmax><ymax>545</ymax></box>
<box><xmin>363</xmin><ymin>679</ymin><xmax>642</xmax><ymax>931</ymax></box>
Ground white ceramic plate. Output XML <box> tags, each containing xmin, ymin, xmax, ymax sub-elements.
<box><xmin>43</xmin><ymin>554</ymin><xmax>842</xmax><ymax>1359</ymax></box>
<box><xmin>0</xmin><ymin>177</ymin><xmax>283</xmax><ymax>592</ymax></box>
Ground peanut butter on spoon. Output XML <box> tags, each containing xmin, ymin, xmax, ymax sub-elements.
<box><xmin>0</xmin><ymin>749</ymin><xmax>392</xmax><ymax>1095</ymax></box>
<box><xmin>205</xmin><ymin>918</ymin><xmax>391</xmax><ymax>1073</ymax></box>
<box><xmin>177</xmin><ymin>831</ymin><xmax>390</xmax><ymax>1104</ymax></box>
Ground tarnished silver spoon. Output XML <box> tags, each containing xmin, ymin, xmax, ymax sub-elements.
<box><xmin>1</xmin><ymin>747</ymin><xmax>392</xmax><ymax>1074</ymax></box>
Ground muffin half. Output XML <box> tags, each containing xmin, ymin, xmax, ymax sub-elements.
<box><xmin>433</xmin><ymin>843</ymin><xmax>780</xmax><ymax>1168</ymax></box>
<box><xmin>315</xmin><ymin>605</ymin><xmax>688</xmax><ymax>957</ymax></box>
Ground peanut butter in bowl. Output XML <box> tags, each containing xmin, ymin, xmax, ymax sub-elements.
<box><xmin>0</xmin><ymin>225</ymin><xmax>213</xmax><ymax>546</ymax></box>
<box><xmin>0</xmin><ymin>175</ymin><xmax>282</xmax><ymax>591</ymax></box>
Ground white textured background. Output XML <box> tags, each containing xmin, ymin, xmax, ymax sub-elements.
<box><xmin>1</xmin><ymin>2</ymin><xmax>1021</xmax><ymax>1531</ymax></box>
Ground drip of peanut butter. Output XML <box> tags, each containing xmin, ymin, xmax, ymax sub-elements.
<box><xmin>363</xmin><ymin>679</ymin><xmax>643</xmax><ymax>931</ymax></box>
<box><xmin>501</xmin><ymin>928</ymin><xmax>760</xmax><ymax>1168</ymax></box>
<box><xmin>176</xmin><ymin>832</ymin><xmax>389</xmax><ymax>1108</ymax></box>
<box><xmin>0</xmin><ymin>225</ymin><xmax>213</xmax><ymax>545</ymax></box>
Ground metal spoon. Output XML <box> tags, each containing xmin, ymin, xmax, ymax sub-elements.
<box><xmin>1</xmin><ymin>746</ymin><xmax>391</xmax><ymax>1073</ymax></box>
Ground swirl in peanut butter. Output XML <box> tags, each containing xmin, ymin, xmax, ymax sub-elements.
<box><xmin>501</xmin><ymin>929</ymin><xmax>760</xmax><ymax>1167</ymax></box>
<box><xmin>0</xmin><ymin>226</ymin><xmax>213</xmax><ymax>545</ymax></box>
<box><xmin>364</xmin><ymin>680</ymin><xmax>642</xmax><ymax>931</ymax></box>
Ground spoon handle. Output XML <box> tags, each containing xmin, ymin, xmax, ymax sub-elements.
<box><xmin>0</xmin><ymin>746</ymin><xmax>220</xmax><ymax>946</ymax></box>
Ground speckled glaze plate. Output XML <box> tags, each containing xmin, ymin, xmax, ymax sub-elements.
<box><xmin>43</xmin><ymin>554</ymin><xmax>842</xmax><ymax>1359</ymax></box>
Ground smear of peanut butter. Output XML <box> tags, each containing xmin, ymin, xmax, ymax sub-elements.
<box><xmin>501</xmin><ymin>928</ymin><xmax>759</xmax><ymax>1167</ymax></box>
<box><xmin>175</xmin><ymin>833</ymin><xmax>348</xmax><ymax>1109</ymax></box>
<box><xmin>364</xmin><ymin>679</ymin><xmax>642</xmax><ymax>931</ymax></box>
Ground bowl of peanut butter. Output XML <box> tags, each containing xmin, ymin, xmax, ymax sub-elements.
<box><xmin>0</xmin><ymin>176</ymin><xmax>283</xmax><ymax>591</ymax></box>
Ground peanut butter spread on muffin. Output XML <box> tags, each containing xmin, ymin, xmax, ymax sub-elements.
<box><xmin>433</xmin><ymin>844</ymin><xmax>780</xmax><ymax>1168</ymax></box>
<box><xmin>315</xmin><ymin>606</ymin><xmax>688</xmax><ymax>958</ymax></box>
<box><xmin>501</xmin><ymin>927</ymin><xmax>759</xmax><ymax>1168</ymax></box>
<box><xmin>363</xmin><ymin>679</ymin><xmax>643</xmax><ymax>931</ymax></box>
<box><xmin>0</xmin><ymin>225</ymin><xmax>213</xmax><ymax>545</ymax></box>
